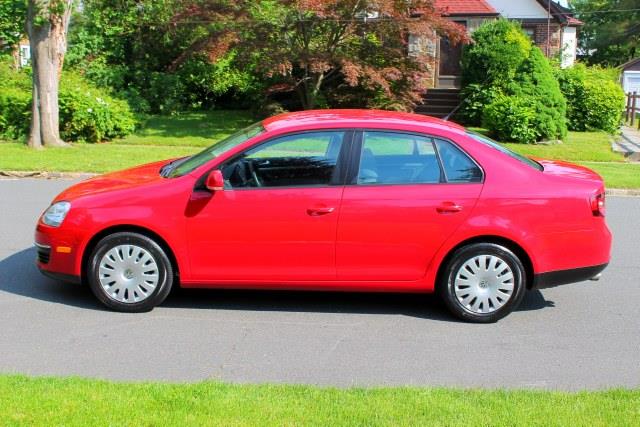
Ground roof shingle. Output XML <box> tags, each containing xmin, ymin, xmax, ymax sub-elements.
<box><xmin>434</xmin><ymin>0</ymin><xmax>497</xmax><ymax>16</ymax></box>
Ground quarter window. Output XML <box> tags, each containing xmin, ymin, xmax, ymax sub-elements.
<box><xmin>434</xmin><ymin>139</ymin><xmax>483</xmax><ymax>183</ymax></box>
<box><xmin>357</xmin><ymin>132</ymin><xmax>443</xmax><ymax>185</ymax></box>
<box><xmin>222</xmin><ymin>131</ymin><xmax>345</xmax><ymax>188</ymax></box>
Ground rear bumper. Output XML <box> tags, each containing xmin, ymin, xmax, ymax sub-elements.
<box><xmin>531</xmin><ymin>263</ymin><xmax>608</xmax><ymax>290</ymax></box>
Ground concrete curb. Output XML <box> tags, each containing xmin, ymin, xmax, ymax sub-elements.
<box><xmin>605</xmin><ymin>188</ymin><xmax>640</xmax><ymax>197</ymax></box>
<box><xmin>0</xmin><ymin>170</ymin><xmax>97</xmax><ymax>180</ymax></box>
<box><xmin>2</xmin><ymin>170</ymin><xmax>640</xmax><ymax>196</ymax></box>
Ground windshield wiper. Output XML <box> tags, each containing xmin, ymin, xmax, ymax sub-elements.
<box><xmin>159</xmin><ymin>156</ymin><xmax>190</xmax><ymax>178</ymax></box>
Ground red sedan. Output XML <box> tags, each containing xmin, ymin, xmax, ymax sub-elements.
<box><xmin>35</xmin><ymin>110</ymin><xmax>611</xmax><ymax>322</ymax></box>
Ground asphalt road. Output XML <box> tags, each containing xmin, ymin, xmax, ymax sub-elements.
<box><xmin>0</xmin><ymin>178</ymin><xmax>638</xmax><ymax>390</ymax></box>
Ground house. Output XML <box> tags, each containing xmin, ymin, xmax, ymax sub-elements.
<box><xmin>16</xmin><ymin>38</ymin><xmax>31</xmax><ymax>68</ymax></box>
<box><xmin>422</xmin><ymin>0</ymin><xmax>582</xmax><ymax>89</ymax></box>
<box><xmin>621</xmin><ymin>58</ymin><xmax>640</xmax><ymax>98</ymax></box>
<box><xmin>1</xmin><ymin>37</ymin><xmax>31</xmax><ymax>68</ymax></box>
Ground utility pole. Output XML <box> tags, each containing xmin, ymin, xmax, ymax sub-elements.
<box><xmin>546</xmin><ymin>0</ymin><xmax>551</xmax><ymax>57</ymax></box>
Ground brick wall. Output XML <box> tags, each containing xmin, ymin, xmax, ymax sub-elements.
<box><xmin>531</xmin><ymin>23</ymin><xmax>562</xmax><ymax>57</ymax></box>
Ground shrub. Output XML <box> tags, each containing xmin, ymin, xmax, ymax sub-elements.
<box><xmin>461</xmin><ymin>19</ymin><xmax>532</xmax><ymax>88</ymax></box>
<box><xmin>59</xmin><ymin>72</ymin><xmax>137</xmax><ymax>143</ymax></box>
<box><xmin>557</xmin><ymin>64</ymin><xmax>625</xmax><ymax>133</ymax></box>
<box><xmin>0</xmin><ymin>58</ymin><xmax>136</xmax><ymax>143</ymax></box>
<box><xmin>460</xmin><ymin>20</ymin><xmax>567</xmax><ymax>142</ymax></box>
<box><xmin>581</xmin><ymin>80</ymin><xmax>625</xmax><ymax>133</ymax></box>
<box><xmin>0</xmin><ymin>87</ymin><xmax>31</xmax><ymax>140</ymax></box>
<box><xmin>0</xmin><ymin>60</ymin><xmax>31</xmax><ymax>140</ymax></box>
<box><xmin>509</xmin><ymin>48</ymin><xmax>567</xmax><ymax>140</ymax></box>
<box><xmin>176</xmin><ymin>52</ymin><xmax>257</xmax><ymax>111</ymax></box>
<box><xmin>483</xmin><ymin>95</ymin><xmax>539</xmax><ymax>144</ymax></box>
<box><xmin>458</xmin><ymin>84</ymin><xmax>502</xmax><ymax>126</ymax></box>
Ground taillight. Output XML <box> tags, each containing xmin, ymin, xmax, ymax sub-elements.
<box><xmin>590</xmin><ymin>192</ymin><xmax>606</xmax><ymax>217</ymax></box>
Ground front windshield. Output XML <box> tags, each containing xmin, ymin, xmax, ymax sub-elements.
<box><xmin>467</xmin><ymin>131</ymin><xmax>543</xmax><ymax>171</ymax></box>
<box><xmin>167</xmin><ymin>122</ymin><xmax>265</xmax><ymax>178</ymax></box>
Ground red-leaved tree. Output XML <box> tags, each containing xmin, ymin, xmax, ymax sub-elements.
<box><xmin>172</xmin><ymin>0</ymin><xmax>468</xmax><ymax>110</ymax></box>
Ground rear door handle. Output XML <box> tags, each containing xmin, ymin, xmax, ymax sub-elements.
<box><xmin>307</xmin><ymin>206</ymin><xmax>336</xmax><ymax>216</ymax></box>
<box><xmin>436</xmin><ymin>202</ymin><xmax>463</xmax><ymax>214</ymax></box>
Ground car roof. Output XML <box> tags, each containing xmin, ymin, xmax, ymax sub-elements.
<box><xmin>262</xmin><ymin>109</ymin><xmax>466</xmax><ymax>135</ymax></box>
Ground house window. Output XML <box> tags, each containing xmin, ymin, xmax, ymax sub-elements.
<box><xmin>19</xmin><ymin>44</ymin><xmax>31</xmax><ymax>67</ymax></box>
<box><xmin>523</xmin><ymin>27</ymin><xmax>535</xmax><ymax>41</ymax></box>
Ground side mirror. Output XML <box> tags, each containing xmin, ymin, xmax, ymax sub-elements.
<box><xmin>205</xmin><ymin>170</ymin><xmax>225</xmax><ymax>192</ymax></box>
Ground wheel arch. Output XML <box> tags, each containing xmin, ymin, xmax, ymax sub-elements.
<box><xmin>435</xmin><ymin>235</ymin><xmax>535</xmax><ymax>291</ymax></box>
<box><xmin>81</xmin><ymin>224</ymin><xmax>181</xmax><ymax>286</ymax></box>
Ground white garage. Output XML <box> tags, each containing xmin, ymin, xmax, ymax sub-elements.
<box><xmin>621</xmin><ymin>58</ymin><xmax>640</xmax><ymax>98</ymax></box>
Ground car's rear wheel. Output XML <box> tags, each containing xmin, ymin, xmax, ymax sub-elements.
<box><xmin>87</xmin><ymin>232</ymin><xmax>173</xmax><ymax>312</ymax></box>
<box><xmin>439</xmin><ymin>243</ymin><xmax>526</xmax><ymax>323</ymax></box>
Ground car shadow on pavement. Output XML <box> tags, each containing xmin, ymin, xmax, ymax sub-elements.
<box><xmin>0</xmin><ymin>247</ymin><xmax>554</xmax><ymax>320</ymax></box>
<box><xmin>0</xmin><ymin>247</ymin><xmax>102</xmax><ymax>310</ymax></box>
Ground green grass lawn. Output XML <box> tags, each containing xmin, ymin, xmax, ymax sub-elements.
<box><xmin>504</xmin><ymin>131</ymin><xmax>624</xmax><ymax>162</ymax></box>
<box><xmin>0</xmin><ymin>375</ymin><xmax>638</xmax><ymax>426</ymax></box>
<box><xmin>468</xmin><ymin>128</ymin><xmax>624</xmax><ymax>162</ymax></box>
<box><xmin>0</xmin><ymin>142</ymin><xmax>199</xmax><ymax>173</ymax></box>
<box><xmin>117</xmin><ymin>110</ymin><xmax>254</xmax><ymax>147</ymax></box>
<box><xmin>578</xmin><ymin>162</ymin><xmax>640</xmax><ymax>189</ymax></box>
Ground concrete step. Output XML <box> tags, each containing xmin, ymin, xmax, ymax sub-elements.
<box><xmin>414</xmin><ymin>111</ymin><xmax>452</xmax><ymax>119</ymax></box>
<box><xmin>613</xmin><ymin>128</ymin><xmax>640</xmax><ymax>162</ymax></box>
<box><xmin>425</xmin><ymin>88</ymin><xmax>461</xmax><ymax>95</ymax></box>
<box><xmin>414</xmin><ymin>105</ymin><xmax>457</xmax><ymax>114</ymax></box>
<box><xmin>420</xmin><ymin>98</ymin><xmax>459</xmax><ymax>106</ymax></box>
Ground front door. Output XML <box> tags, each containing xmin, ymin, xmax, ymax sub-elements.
<box><xmin>337</xmin><ymin>131</ymin><xmax>483</xmax><ymax>281</ymax></box>
<box><xmin>439</xmin><ymin>21</ymin><xmax>467</xmax><ymax>78</ymax></box>
<box><xmin>186</xmin><ymin>130</ymin><xmax>349</xmax><ymax>282</ymax></box>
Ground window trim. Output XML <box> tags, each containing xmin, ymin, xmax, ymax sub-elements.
<box><xmin>348</xmin><ymin>129</ymin><xmax>485</xmax><ymax>187</ymax></box>
<box><xmin>196</xmin><ymin>129</ymin><xmax>355</xmax><ymax>192</ymax></box>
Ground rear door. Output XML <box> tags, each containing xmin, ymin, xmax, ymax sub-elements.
<box><xmin>336</xmin><ymin>130</ymin><xmax>483</xmax><ymax>281</ymax></box>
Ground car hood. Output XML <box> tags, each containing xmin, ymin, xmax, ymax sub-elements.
<box><xmin>54</xmin><ymin>159</ymin><xmax>172</xmax><ymax>202</ymax></box>
<box><xmin>536</xmin><ymin>159</ymin><xmax>603</xmax><ymax>184</ymax></box>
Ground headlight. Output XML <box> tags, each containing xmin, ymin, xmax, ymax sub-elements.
<box><xmin>42</xmin><ymin>201</ymin><xmax>71</xmax><ymax>227</ymax></box>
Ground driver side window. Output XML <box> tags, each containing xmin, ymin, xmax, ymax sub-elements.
<box><xmin>221</xmin><ymin>131</ymin><xmax>345</xmax><ymax>188</ymax></box>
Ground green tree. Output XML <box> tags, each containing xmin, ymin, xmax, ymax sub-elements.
<box><xmin>26</xmin><ymin>0</ymin><xmax>74</xmax><ymax>148</ymax></box>
<box><xmin>66</xmin><ymin>0</ymin><xmax>253</xmax><ymax>113</ymax></box>
<box><xmin>574</xmin><ymin>0</ymin><xmax>640</xmax><ymax>66</ymax></box>
<box><xmin>0</xmin><ymin>0</ymin><xmax>27</xmax><ymax>54</ymax></box>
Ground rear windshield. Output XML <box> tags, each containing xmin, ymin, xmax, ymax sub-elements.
<box><xmin>467</xmin><ymin>132</ymin><xmax>543</xmax><ymax>171</ymax></box>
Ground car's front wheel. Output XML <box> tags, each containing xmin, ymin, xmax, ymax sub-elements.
<box><xmin>439</xmin><ymin>243</ymin><xmax>527</xmax><ymax>323</ymax></box>
<box><xmin>87</xmin><ymin>232</ymin><xmax>174</xmax><ymax>312</ymax></box>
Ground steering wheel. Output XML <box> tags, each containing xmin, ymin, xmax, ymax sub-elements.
<box><xmin>244</xmin><ymin>159</ymin><xmax>263</xmax><ymax>187</ymax></box>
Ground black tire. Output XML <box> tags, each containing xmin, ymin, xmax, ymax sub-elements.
<box><xmin>87</xmin><ymin>232</ymin><xmax>174</xmax><ymax>312</ymax></box>
<box><xmin>438</xmin><ymin>243</ymin><xmax>527</xmax><ymax>323</ymax></box>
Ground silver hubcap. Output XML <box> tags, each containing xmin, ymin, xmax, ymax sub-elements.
<box><xmin>98</xmin><ymin>245</ymin><xmax>159</xmax><ymax>304</ymax></box>
<box><xmin>454</xmin><ymin>255</ymin><xmax>515</xmax><ymax>314</ymax></box>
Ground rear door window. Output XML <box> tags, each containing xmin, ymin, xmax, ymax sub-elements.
<box><xmin>357</xmin><ymin>132</ymin><xmax>443</xmax><ymax>185</ymax></box>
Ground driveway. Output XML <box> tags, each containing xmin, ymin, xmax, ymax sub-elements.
<box><xmin>0</xmin><ymin>178</ymin><xmax>638</xmax><ymax>389</ymax></box>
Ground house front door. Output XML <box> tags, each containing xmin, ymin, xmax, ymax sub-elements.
<box><xmin>438</xmin><ymin>21</ymin><xmax>467</xmax><ymax>87</ymax></box>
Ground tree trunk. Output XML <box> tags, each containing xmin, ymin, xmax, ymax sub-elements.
<box><xmin>26</xmin><ymin>0</ymin><xmax>73</xmax><ymax>148</ymax></box>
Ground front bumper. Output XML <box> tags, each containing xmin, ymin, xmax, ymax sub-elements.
<box><xmin>35</xmin><ymin>223</ymin><xmax>83</xmax><ymax>281</ymax></box>
<box><xmin>38</xmin><ymin>266</ymin><xmax>82</xmax><ymax>284</ymax></box>
<box><xmin>531</xmin><ymin>263</ymin><xmax>608</xmax><ymax>290</ymax></box>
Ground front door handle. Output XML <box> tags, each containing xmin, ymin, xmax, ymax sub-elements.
<box><xmin>307</xmin><ymin>206</ymin><xmax>336</xmax><ymax>216</ymax></box>
<box><xmin>436</xmin><ymin>202</ymin><xmax>463</xmax><ymax>214</ymax></box>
